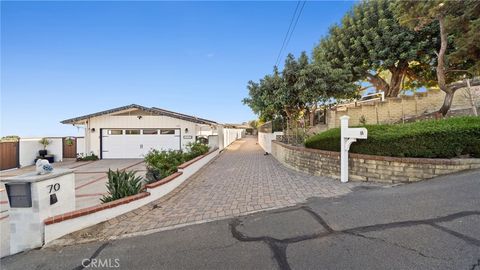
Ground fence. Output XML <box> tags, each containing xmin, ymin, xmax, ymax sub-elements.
<box><xmin>222</xmin><ymin>128</ymin><xmax>245</xmax><ymax>149</ymax></box>
<box><xmin>18</xmin><ymin>138</ymin><xmax>64</xmax><ymax>167</ymax></box>
<box><xmin>258</xmin><ymin>131</ymin><xmax>284</xmax><ymax>153</ymax></box>
<box><xmin>0</xmin><ymin>142</ymin><xmax>19</xmax><ymax>170</ymax></box>
<box><xmin>0</xmin><ymin>137</ymin><xmax>85</xmax><ymax>170</ymax></box>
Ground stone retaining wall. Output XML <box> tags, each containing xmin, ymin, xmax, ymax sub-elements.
<box><xmin>271</xmin><ymin>141</ymin><xmax>480</xmax><ymax>183</ymax></box>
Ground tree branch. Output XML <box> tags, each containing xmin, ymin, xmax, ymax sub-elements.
<box><xmin>366</xmin><ymin>73</ymin><xmax>389</xmax><ymax>93</ymax></box>
<box><xmin>448</xmin><ymin>78</ymin><xmax>480</xmax><ymax>92</ymax></box>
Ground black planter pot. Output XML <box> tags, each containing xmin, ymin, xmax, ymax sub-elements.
<box><xmin>39</xmin><ymin>150</ymin><xmax>48</xmax><ymax>156</ymax></box>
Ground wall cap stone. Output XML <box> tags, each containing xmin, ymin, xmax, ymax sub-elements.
<box><xmin>272</xmin><ymin>141</ymin><xmax>480</xmax><ymax>165</ymax></box>
<box><xmin>44</xmin><ymin>192</ymin><xmax>150</xmax><ymax>225</ymax></box>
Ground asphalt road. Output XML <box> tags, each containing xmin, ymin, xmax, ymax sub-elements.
<box><xmin>1</xmin><ymin>170</ymin><xmax>479</xmax><ymax>270</ymax></box>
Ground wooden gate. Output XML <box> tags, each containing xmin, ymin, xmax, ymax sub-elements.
<box><xmin>63</xmin><ymin>137</ymin><xmax>77</xmax><ymax>159</ymax></box>
<box><xmin>0</xmin><ymin>141</ymin><xmax>19</xmax><ymax>170</ymax></box>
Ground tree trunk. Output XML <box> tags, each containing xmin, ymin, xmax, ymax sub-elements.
<box><xmin>436</xmin><ymin>16</ymin><xmax>451</xmax><ymax>116</ymax></box>
<box><xmin>366</xmin><ymin>74</ymin><xmax>390</xmax><ymax>95</ymax></box>
<box><xmin>438</xmin><ymin>91</ymin><xmax>455</xmax><ymax>116</ymax></box>
<box><xmin>309</xmin><ymin>104</ymin><xmax>317</xmax><ymax>126</ymax></box>
<box><xmin>388</xmin><ymin>62</ymin><xmax>408</xmax><ymax>97</ymax></box>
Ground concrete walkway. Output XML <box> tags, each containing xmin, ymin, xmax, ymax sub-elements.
<box><xmin>57</xmin><ymin>136</ymin><xmax>376</xmax><ymax>245</ymax></box>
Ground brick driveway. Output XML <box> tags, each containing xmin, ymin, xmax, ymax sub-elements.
<box><xmin>58</xmin><ymin>136</ymin><xmax>371</xmax><ymax>244</ymax></box>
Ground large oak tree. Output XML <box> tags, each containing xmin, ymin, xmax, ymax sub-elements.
<box><xmin>393</xmin><ymin>0</ymin><xmax>480</xmax><ymax>115</ymax></box>
<box><xmin>315</xmin><ymin>0</ymin><xmax>438</xmax><ymax>97</ymax></box>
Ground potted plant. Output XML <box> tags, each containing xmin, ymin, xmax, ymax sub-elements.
<box><xmin>65</xmin><ymin>137</ymin><xmax>74</xmax><ymax>146</ymax></box>
<box><xmin>38</xmin><ymin>137</ymin><xmax>51</xmax><ymax>156</ymax></box>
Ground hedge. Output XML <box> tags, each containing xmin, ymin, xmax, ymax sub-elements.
<box><xmin>304</xmin><ymin>116</ymin><xmax>480</xmax><ymax>158</ymax></box>
<box><xmin>144</xmin><ymin>142</ymin><xmax>210</xmax><ymax>183</ymax></box>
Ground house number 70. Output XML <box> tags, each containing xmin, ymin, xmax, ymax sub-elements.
<box><xmin>47</xmin><ymin>183</ymin><xmax>60</xmax><ymax>194</ymax></box>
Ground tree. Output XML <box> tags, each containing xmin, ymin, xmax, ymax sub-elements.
<box><xmin>242</xmin><ymin>67</ymin><xmax>284</xmax><ymax>121</ymax></box>
<box><xmin>315</xmin><ymin>0</ymin><xmax>438</xmax><ymax>97</ymax></box>
<box><xmin>248</xmin><ymin>120</ymin><xmax>259</xmax><ymax>130</ymax></box>
<box><xmin>278</xmin><ymin>53</ymin><xmax>309</xmax><ymax>127</ymax></box>
<box><xmin>243</xmin><ymin>53</ymin><xmax>309</xmax><ymax>129</ymax></box>
<box><xmin>243</xmin><ymin>51</ymin><xmax>357</xmax><ymax>131</ymax></box>
<box><xmin>0</xmin><ymin>135</ymin><xmax>20</xmax><ymax>142</ymax></box>
<box><xmin>296</xmin><ymin>50</ymin><xmax>357</xmax><ymax>125</ymax></box>
<box><xmin>393</xmin><ymin>0</ymin><xmax>480</xmax><ymax>115</ymax></box>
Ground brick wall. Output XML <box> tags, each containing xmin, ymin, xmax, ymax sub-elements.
<box><xmin>271</xmin><ymin>141</ymin><xmax>480</xmax><ymax>183</ymax></box>
<box><xmin>326</xmin><ymin>87</ymin><xmax>479</xmax><ymax>129</ymax></box>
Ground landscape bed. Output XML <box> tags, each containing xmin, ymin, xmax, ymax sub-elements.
<box><xmin>305</xmin><ymin>116</ymin><xmax>480</xmax><ymax>159</ymax></box>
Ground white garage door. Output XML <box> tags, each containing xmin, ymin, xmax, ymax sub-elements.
<box><xmin>102</xmin><ymin>129</ymin><xmax>181</xmax><ymax>159</ymax></box>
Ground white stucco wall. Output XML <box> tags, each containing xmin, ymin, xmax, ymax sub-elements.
<box><xmin>208</xmin><ymin>135</ymin><xmax>219</xmax><ymax>149</ymax></box>
<box><xmin>19</xmin><ymin>138</ymin><xmax>63</xmax><ymax>167</ymax></box>
<box><xmin>76</xmin><ymin>137</ymin><xmax>85</xmax><ymax>156</ymax></box>
<box><xmin>197</xmin><ymin>125</ymin><xmax>218</xmax><ymax>136</ymax></box>
<box><xmin>84</xmin><ymin>115</ymin><xmax>215</xmax><ymax>157</ymax></box>
<box><xmin>223</xmin><ymin>128</ymin><xmax>245</xmax><ymax>148</ymax></box>
<box><xmin>258</xmin><ymin>131</ymin><xmax>284</xmax><ymax>153</ymax></box>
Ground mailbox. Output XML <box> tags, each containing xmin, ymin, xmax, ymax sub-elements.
<box><xmin>343</xmin><ymin>128</ymin><xmax>368</xmax><ymax>139</ymax></box>
<box><xmin>2</xmin><ymin>169</ymin><xmax>76</xmax><ymax>255</ymax></box>
<box><xmin>5</xmin><ymin>183</ymin><xmax>32</xmax><ymax>208</ymax></box>
<box><xmin>340</xmin><ymin>116</ymin><xmax>368</xmax><ymax>183</ymax></box>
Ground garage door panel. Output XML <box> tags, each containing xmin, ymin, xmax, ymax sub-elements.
<box><xmin>102</xmin><ymin>129</ymin><xmax>180</xmax><ymax>159</ymax></box>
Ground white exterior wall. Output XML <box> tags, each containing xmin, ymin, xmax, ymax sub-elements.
<box><xmin>258</xmin><ymin>131</ymin><xmax>284</xmax><ymax>153</ymax></box>
<box><xmin>208</xmin><ymin>135</ymin><xmax>219</xmax><ymax>149</ymax></box>
<box><xmin>197</xmin><ymin>125</ymin><xmax>218</xmax><ymax>136</ymax></box>
<box><xmin>19</xmin><ymin>138</ymin><xmax>63</xmax><ymax>167</ymax></box>
<box><xmin>222</xmin><ymin>128</ymin><xmax>246</xmax><ymax>148</ymax></box>
<box><xmin>76</xmin><ymin>137</ymin><xmax>85</xmax><ymax>156</ymax></box>
<box><xmin>84</xmin><ymin>115</ymin><xmax>214</xmax><ymax>157</ymax></box>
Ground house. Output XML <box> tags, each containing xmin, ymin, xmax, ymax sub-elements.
<box><xmin>61</xmin><ymin>104</ymin><xmax>218</xmax><ymax>159</ymax></box>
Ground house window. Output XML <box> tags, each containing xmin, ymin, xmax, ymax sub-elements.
<box><xmin>160</xmin><ymin>129</ymin><xmax>175</xmax><ymax>135</ymax></box>
<box><xmin>108</xmin><ymin>130</ymin><xmax>123</xmax><ymax>135</ymax></box>
<box><xmin>143</xmin><ymin>129</ymin><xmax>158</xmax><ymax>135</ymax></box>
<box><xmin>125</xmin><ymin>129</ymin><xmax>141</xmax><ymax>135</ymax></box>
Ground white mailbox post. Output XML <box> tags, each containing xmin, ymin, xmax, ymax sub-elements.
<box><xmin>340</xmin><ymin>116</ymin><xmax>367</xmax><ymax>183</ymax></box>
<box><xmin>2</xmin><ymin>169</ymin><xmax>75</xmax><ymax>254</ymax></box>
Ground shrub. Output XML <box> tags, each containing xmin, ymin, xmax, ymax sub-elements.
<box><xmin>304</xmin><ymin>116</ymin><xmax>480</xmax><ymax>158</ymax></box>
<box><xmin>184</xmin><ymin>142</ymin><xmax>210</xmax><ymax>160</ymax></box>
<box><xmin>77</xmin><ymin>152</ymin><xmax>99</xmax><ymax>161</ymax></box>
<box><xmin>144</xmin><ymin>142</ymin><xmax>210</xmax><ymax>183</ymax></box>
<box><xmin>144</xmin><ymin>149</ymin><xmax>186</xmax><ymax>182</ymax></box>
<box><xmin>101</xmin><ymin>169</ymin><xmax>144</xmax><ymax>203</ymax></box>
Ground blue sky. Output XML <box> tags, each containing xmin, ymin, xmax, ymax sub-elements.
<box><xmin>1</xmin><ymin>1</ymin><xmax>354</xmax><ymax>137</ymax></box>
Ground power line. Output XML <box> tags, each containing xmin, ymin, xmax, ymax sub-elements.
<box><xmin>284</xmin><ymin>1</ymin><xmax>307</xmax><ymax>58</ymax></box>
<box><xmin>275</xmin><ymin>1</ymin><xmax>301</xmax><ymax>67</ymax></box>
<box><xmin>275</xmin><ymin>0</ymin><xmax>307</xmax><ymax>67</ymax></box>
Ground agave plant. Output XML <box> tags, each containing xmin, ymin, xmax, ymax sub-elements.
<box><xmin>101</xmin><ymin>169</ymin><xmax>144</xmax><ymax>203</ymax></box>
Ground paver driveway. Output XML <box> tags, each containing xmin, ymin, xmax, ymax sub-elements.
<box><xmin>57</xmin><ymin>136</ymin><xmax>375</xmax><ymax>245</ymax></box>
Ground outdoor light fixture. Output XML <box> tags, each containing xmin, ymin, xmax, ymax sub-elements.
<box><xmin>185</xmin><ymin>128</ymin><xmax>189</xmax><ymax>133</ymax></box>
<box><xmin>91</xmin><ymin>128</ymin><xmax>96</xmax><ymax>133</ymax></box>
<box><xmin>137</xmin><ymin>115</ymin><xmax>143</xmax><ymax>119</ymax></box>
